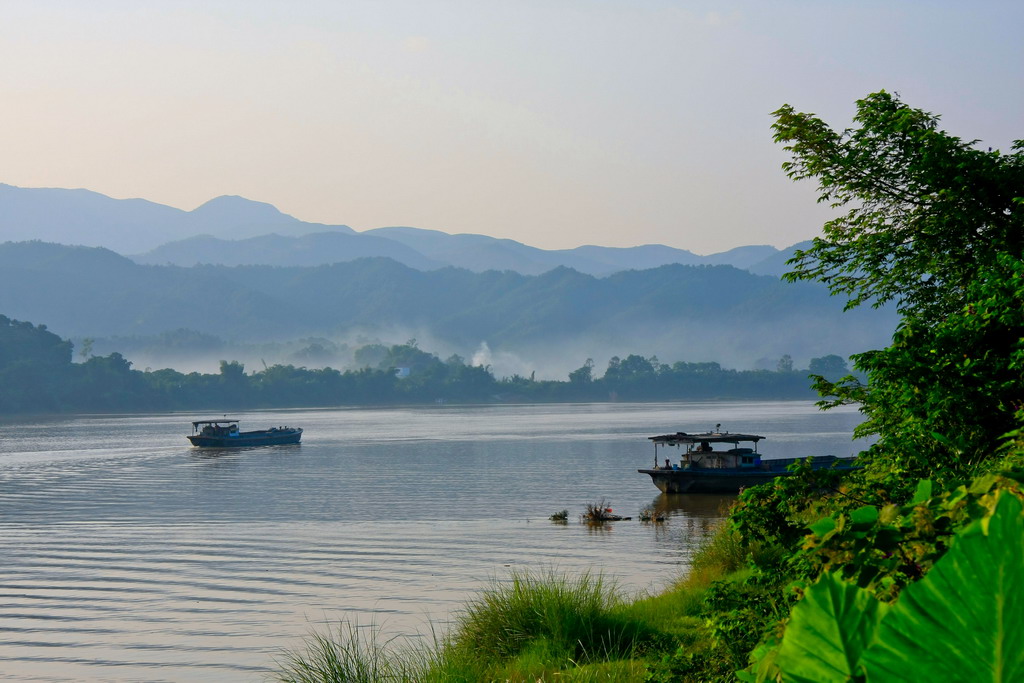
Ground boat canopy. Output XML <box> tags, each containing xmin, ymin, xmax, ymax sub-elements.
<box><xmin>649</xmin><ymin>431</ymin><xmax>764</xmax><ymax>446</ymax></box>
<box><xmin>191</xmin><ymin>419</ymin><xmax>240</xmax><ymax>427</ymax></box>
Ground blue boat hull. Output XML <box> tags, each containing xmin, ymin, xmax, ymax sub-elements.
<box><xmin>187</xmin><ymin>428</ymin><xmax>302</xmax><ymax>448</ymax></box>
<box><xmin>639</xmin><ymin>455</ymin><xmax>855</xmax><ymax>494</ymax></box>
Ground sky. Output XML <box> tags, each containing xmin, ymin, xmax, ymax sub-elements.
<box><xmin>2</xmin><ymin>1</ymin><xmax>1022</xmax><ymax>255</ymax></box>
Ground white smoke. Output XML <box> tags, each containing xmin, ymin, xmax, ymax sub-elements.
<box><xmin>471</xmin><ymin>341</ymin><xmax>492</xmax><ymax>367</ymax></box>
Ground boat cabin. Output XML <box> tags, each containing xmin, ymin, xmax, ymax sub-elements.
<box><xmin>192</xmin><ymin>420</ymin><xmax>241</xmax><ymax>438</ymax></box>
<box><xmin>648</xmin><ymin>430</ymin><xmax>765</xmax><ymax>470</ymax></box>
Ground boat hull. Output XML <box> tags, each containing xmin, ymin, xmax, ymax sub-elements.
<box><xmin>187</xmin><ymin>428</ymin><xmax>302</xmax><ymax>448</ymax></box>
<box><xmin>639</xmin><ymin>455</ymin><xmax>855</xmax><ymax>494</ymax></box>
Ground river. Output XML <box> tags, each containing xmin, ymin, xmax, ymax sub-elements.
<box><xmin>0</xmin><ymin>400</ymin><xmax>864</xmax><ymax>681</ymax></box>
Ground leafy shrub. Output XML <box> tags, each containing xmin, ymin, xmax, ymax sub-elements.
<box><xmin>730</xmin><ymin>459</ymin><xmax>853</xmax><ymax>551</ymax></box>
<box><xmin>744</xmin><ymin>490</ymin><xmax>1024</xmax><ymax>682</ymax></box>
<box><xmin>793</xmin><ymin>472</ymin><xmax>1024</xmax><ymax>600</ymax></box>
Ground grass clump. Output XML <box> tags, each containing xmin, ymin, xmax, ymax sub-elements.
<box><xmin>274</xmin><ymin>568</ymin><xmax>676</xmax><ymax>682</ymax></box>
<box><xmin>448</xmin><ymin>569</ymin><xmax>662</xmax><ymax>669</ymax></box>
<box><xmin>581</xmin><ymin>499</ymin><xmax>630</xmax><ymax>522</ymax></box>
<box><xmin>271</xmin><ymin>524</ymin><xmax>756</xmax><ymax>682</ymax></box>
<box><xmin>687</xmin><ymin>524</ymin><xmax>748</xmax><ymax>583</ymax></box>
<box><xmin>274</xmin><ymin>620</ymin><xmax>411</xmax><ymax>683</ymax></box>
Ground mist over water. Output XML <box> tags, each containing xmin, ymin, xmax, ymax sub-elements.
<box><xmin>0</xmin><ymin>401</ymin><xmax>863</xmax><ymax>681</ymax></box>
<box><xmin>98</xmin><ymin>326</ymin><xmax>876</xmax><ymax>383</ymax></box>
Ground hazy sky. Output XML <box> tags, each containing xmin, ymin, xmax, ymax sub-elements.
<box><xmin>3</xmin><ymin>1</ymin><xmax>1021</xmax><ymax>254</ymax></box>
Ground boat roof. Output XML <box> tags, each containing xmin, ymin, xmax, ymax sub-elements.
<box><xmin>649</xmin><ymin>431</ymin><xmax>764</xmax><ymax>445</ymax></box>
<box><xmin>192</xmin><ymin>419</ymin><xmax>240</xmax><ymax>426</ymax></box>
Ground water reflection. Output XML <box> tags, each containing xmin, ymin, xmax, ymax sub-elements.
<box><xmin>185</xmin><ymin>443</ymin><xmax>302</xmax><ymax>463</ymax></box>
<box><xmin>653</xmin><ymin>493</ymin><xmax>736</xmax><ymax>519</ymax></box>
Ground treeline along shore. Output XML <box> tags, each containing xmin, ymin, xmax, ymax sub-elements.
<box><xmin>0</xmin><ymin>314</ymin><xmax>849</xmax><ymax>414</ymax></box>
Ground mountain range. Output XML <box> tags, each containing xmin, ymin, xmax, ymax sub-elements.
<box><xmin>0</xmin><ymin>240</ymin><xmax>895</xmax><ymax>377</ymax></box>
<box><xmin>0</xmin><ymin>183</ymin><xmax>892</xmax><ymax>378</ymax></box>
<box><xmin>1</xmin><ymin>184</ymin><xmax>800</xmax><ymax>276</ymax></box>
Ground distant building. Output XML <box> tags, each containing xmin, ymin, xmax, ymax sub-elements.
<box><xmin>395</xmin><ymin>367</ymin><xmax>411</xmax><ymax>378</ymax></box>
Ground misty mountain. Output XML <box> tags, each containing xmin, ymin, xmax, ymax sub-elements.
<box><xmin>0</xmin><ymin>241</ymin><xmax>284</xmax><ymax>338</ymax></box>
<box><xmin>186</xmin><ymin>195</ymin><xmax>305</xmax><ymax>232</ymax></box>
<box><xmin>135</xmin><ymin>224</ymin><xmax>783</xmax><ymax>276</ymax></box>
<box><xmin>132</xmin><ymin>232</ymin><xmax>442</xmax><ymax>269</ymax></box>
<box><xmin>364</xmin><ymin>227</ymin><xmax>716</xmax><ymax>275</ymax></box>
<box><xmin>565</xmin><ymin>244</ymin><xmax>706</xmax><ymax>271</ymax></box>
<box><xmin>0</xmin><ymin>241</ymin><xmax>897</xmax><ymax>372</ymax></box>
<box><xmin>704</xmin><ymin>245</ymin><xmax>781</xmax><ymax>270</ymax></box>
<box><xmin>137</xmin><ymin>227</ymin><xmax>719</xmax><ymax>275</ymax></box>
<box><xmin>747</xmin><ymin>240</ymin><xmax>813</xmax><ymax>277</ymax></box>
<box><xmin>0</xmin><ymin>184</ymin><xmax>354</xmax><ymax>253</ymax></box>
<box><xmin>3</xmin><ymin>183</ymin><xmax>788</xmax><ymax>276</ymax></box>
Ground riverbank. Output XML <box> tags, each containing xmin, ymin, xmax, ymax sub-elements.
<box><xmin>278</xmin><ymin>458</ymin><xmax>1024</xmax><ymax>682</ymax></box>
<box><xmin>277</xmin><ymin>523</ymin><xmax>750</xmax><ymax>682</ymax></box>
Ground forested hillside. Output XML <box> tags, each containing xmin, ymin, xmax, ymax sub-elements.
<box><xmin>0</xmin><ymin>314</ymin><xmax>846</xmax><ymax>414</ymax></box>
<box><xmin>0</xmin><ymin>241</ymin><xmax>896</xmax><ymax>371</ymax></box>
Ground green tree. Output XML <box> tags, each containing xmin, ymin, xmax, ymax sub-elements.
<box><xmin>219</xmin><ymin>360</ymin><xmax>246</xmax><ymax>381</ymax></box>
<box><xmin>775</xmin><ymin>91</ymin><xmax>1024</xmax><ymax>320</ymax></box>
<box><xmin>568</xmin><ymin>358</ymin><xmax>594</xmax><ymax>384</ymax></box>
<box><xmin>774</xmin><ymin>91</ymin><xmax>1024</xmax><ymax>491</ymax></box>
<box><xmin>846</xmin><ymin>257</ymin><xmax>1024</xmax><ymax>484</ymax></box>
<box><xmin>218</xmin><ymin>360</ymin><xmax>249</xmax><ymax>406</ymax></box>
<box><xmin>776</xmin><ymin>354</ymin><xmax>794</xmax><ymax>373</ymax></box>
<box><xmin>690</xmin><ymin>93</ymin><xmax>1024</xmax><ymax>683</ymax></box>
<box><xmin>353</xmin><ymin>343</ymin><xmax>389</xmax><ymax>368</ymax></box>
<box><xmin>73</xmin><ymin>352</ymin><xmax>152</xmax><ymax>410</ymax></box>
<box><xmin>808</xmin><ymin>354</ymin><xmax>848</xmax><ymax>378</ymax></box>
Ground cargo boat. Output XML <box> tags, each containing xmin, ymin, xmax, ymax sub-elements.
<box><xmin>187</xmin><ymin>419</ymin><xmax>302</xmax><ymax>447</ymax></box>
<box><xmin>638</xmin><ymin>428</ymin><xmax>854</xmax><ymax>494</ymax></box>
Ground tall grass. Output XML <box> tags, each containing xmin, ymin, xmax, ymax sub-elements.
<box><xmin>273</xmin><ymin>569</ymin><xmax>669</xmax><ymax>682</ymax></box>
<box><xmin>444</xmin><ymin>568</ymin><xmax>663</xmax><ymax>672</ymax></box>
<box><xmin>688</xmin><ymin>524</ymin><xmax>748</xmax><ymax>582</ymax></box>
<box><xmin>274</xmin><ymin>621</ymin><xmax>413</xmax><ymax>683</ymax></box>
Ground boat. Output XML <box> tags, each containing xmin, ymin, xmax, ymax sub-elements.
<box><xmin>187</xmin><ymin>419</ymin><xmax>302</xmax><ymax>447</ymax></box>
<box><xmin>637</xmin><ymin>428</ymin><xmax>855</xmax><ymax>494</ymax></box>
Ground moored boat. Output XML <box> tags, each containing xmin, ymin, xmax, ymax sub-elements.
<box><xmin>638</xmin><ymin>428</ymin><xmax>855</xmax><ymax>494</ymax></box>
<box><xmin>187</xmin><ymin>419</ymin><xmax>302</xmax><ymax>447</ymax></box>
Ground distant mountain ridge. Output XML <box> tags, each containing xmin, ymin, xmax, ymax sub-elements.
<box><xmin>0</xmin><ymin>241</ymin><xmax>896</xmax><ymax>373</ymax></box>
<box><xmin>1</xmin><ymin>183</ymin><xmax>798</xmax><ymax>276</ymax></box>
<box><xmin>0</xmin><ymin>184</ymin><xmax>354</xmax><ymax>254</ymax></box>
<box><xmin>132</xmin><ymin>232</ymin><xmax>443</xmax><ymax>270</ymax></box>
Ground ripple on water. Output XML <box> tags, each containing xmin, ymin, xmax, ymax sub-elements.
<box><xmin>0</xmin><ymin>402</ymin><xmax>861</xmax><ymax>681</ymax></box>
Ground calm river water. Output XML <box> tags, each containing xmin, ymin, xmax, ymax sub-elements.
<box><xmin>0</xmin><ymin>401</ymin><xmax>863</xmax><ymax>681</ymax></box>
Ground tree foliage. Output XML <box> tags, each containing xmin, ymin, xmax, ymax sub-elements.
<box><xmin>704</xmin><ymin>93</ymin><xmax>1024</xmax><ymax>682</ymax></box>
<box><xmin>807</xmin><ymin>354</ymin><xmax>847</xmax><ymax>379</ymax></box>
<box><xmin>774</xmin><ymin>92</ymin><xmax>1024</xmax><ymax>492</ymax></box>
<box><xmin>775</xmin><ymin>91</ymin><xmax>1024</xmax><ymax>320</ymax></box>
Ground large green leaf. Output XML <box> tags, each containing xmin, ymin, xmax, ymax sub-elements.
<box><xmin>775</xmin><ymin>573</ymin><xmax>887</xmax><ymax>682</ymax></box>
<box><xmin>861</xmin><ymin>492</ymin><xmax>1024</xmax><ymax>682</ymax></box>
